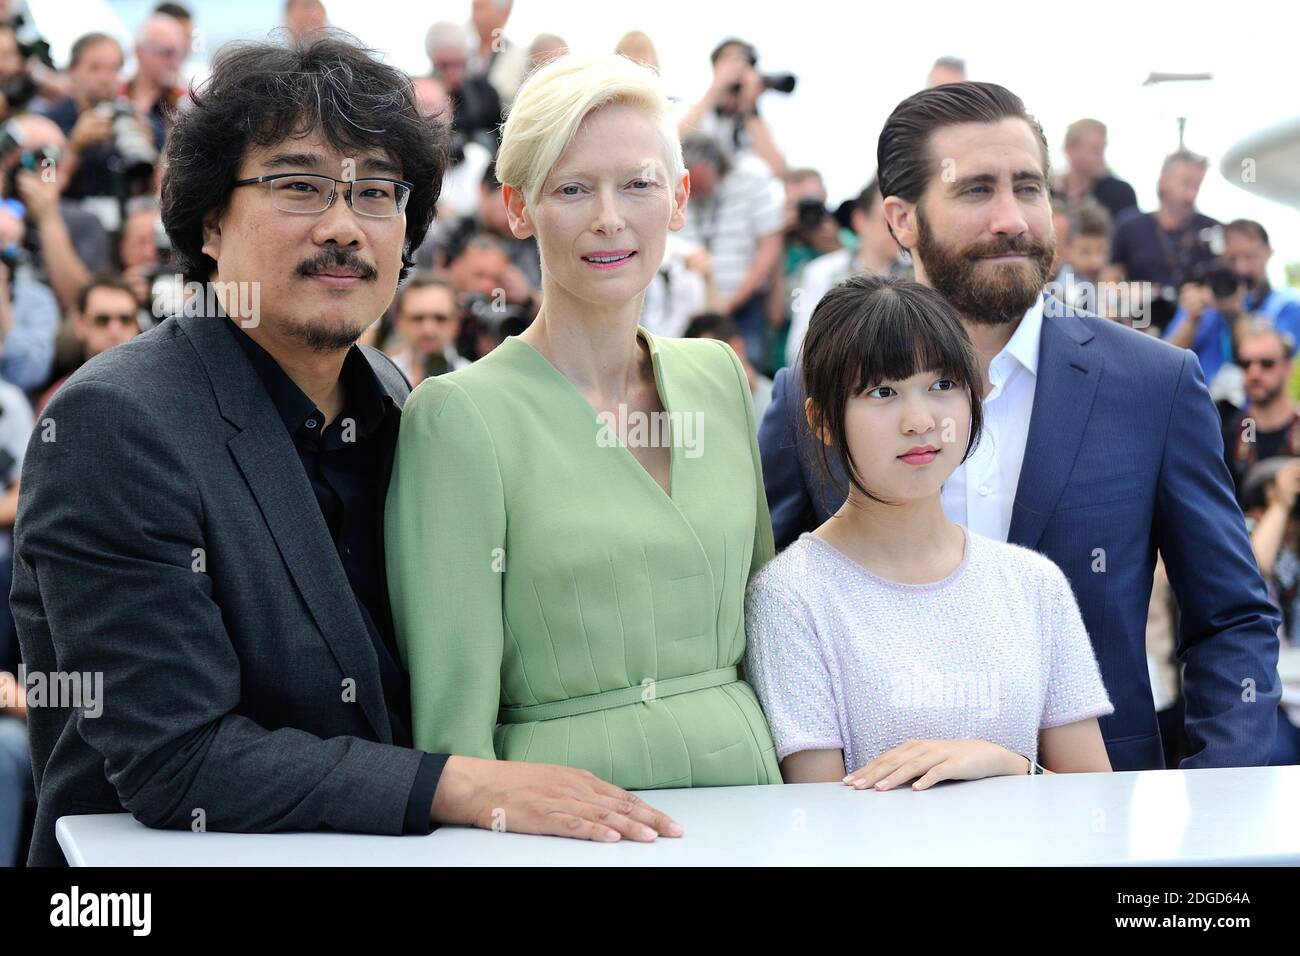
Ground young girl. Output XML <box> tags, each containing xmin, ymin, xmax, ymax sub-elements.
<box><xmin>745</xmin><ymin>274</ymin><xmax>1113</xmax><ymax>789</ymax></box>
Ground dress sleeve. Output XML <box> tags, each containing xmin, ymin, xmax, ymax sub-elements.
<box><xmin>1039</xmin><ymin>563</ymin><xmax>1115</xmax><ymax>729</ymax></box>
<box><xmin>744</xmin><ymin>575</ymin><xmax>843</xmax><ymax>762</ymax></box>
<box><xmin>386</xmin><ymin>377</ymin><xmax>506</xmax><ymax>759</ymax></box>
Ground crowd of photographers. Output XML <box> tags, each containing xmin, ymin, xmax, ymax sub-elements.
<box><xmin>0</xmin><ymin>0</ymin><xmax>1298</xmax><ymax>865</ymax></box>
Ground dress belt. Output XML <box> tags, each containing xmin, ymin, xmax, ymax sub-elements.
<box><xmin>496</xmin><ymin>665</ymin><xmax>739</xmax><ymax>724</ymax></box>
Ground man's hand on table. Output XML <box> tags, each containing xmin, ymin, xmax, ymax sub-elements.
<box><xmin>430</xmin><ymin>755</ymin><xmax>684</xmax><ymax>843</ymax></box>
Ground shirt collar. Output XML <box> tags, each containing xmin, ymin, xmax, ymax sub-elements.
<box><xmin>999</xmin><ymin>295</ymin><xmax>1044</xmax><ymax>378</ymax></box>
<box><xmin>224</xmin><ymin>318</ymin><xmax>389</xmax><ymax>438</ymax></box>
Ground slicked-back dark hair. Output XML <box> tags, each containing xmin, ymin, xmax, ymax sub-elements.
<box><xmin>877</xmin><ymin>81</ymin><xmax>1049</xmax><ymax>208</ymax></box>
<box><xmin>800</xmin><ymin>273</ymin><xmax>984</xmax><ymax>506</ymax></box>
<box><xmin>161</xmin><ymin>30</ymin><xmax>447</xmax><ymax>284</ymax></box>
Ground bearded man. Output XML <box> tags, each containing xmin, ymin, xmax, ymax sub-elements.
<box><xmin>757</xmin><ymin>81</ymin><xmax>1279</xmax><ymax>773</ymax></box>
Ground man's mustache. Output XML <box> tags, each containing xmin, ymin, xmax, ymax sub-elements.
<box><xmin>296</xmin><ymin>249</ymin><xmax>379</xmax><ymax>281</ymax></box>
<box><xmin>962</xmin><ymin>235</ymin><xmax>1053</xmax><ymax>260</ymax></box>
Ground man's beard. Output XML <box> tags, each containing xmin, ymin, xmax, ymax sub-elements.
<box><xmin>286</xmin><ymin>316</ymin><xmax>369</xmax><ymax>352</ymax></box>
<box><xmin>1249</xmin><ymin>381</ymin><xmax>1285</xmax><ymax>407</ymax></box>
<box><xmin>914</xmin><ymin>207</ymin><xmax>1055</xmax><ymax>326</ymax></box>
<box><xmin>290</xmin><ymin>247</ymin><xmax>381</xmax><ymax>352</ymax></box>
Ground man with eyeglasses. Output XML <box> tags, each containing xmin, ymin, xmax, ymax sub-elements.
<box><xmin>13</xmin><ymin>32</ymin><xmax>680</xmax><ymax>868</ymax></box>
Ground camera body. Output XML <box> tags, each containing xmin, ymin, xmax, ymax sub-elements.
<box><xmin>719</xmin><ymin>40</ymin><xmax>797</xmax><ymax>99</ymax></box>
<box><xmin>796</xmin><ymin>196</ymin><xmax>828</xmax><ymax>233</ymax></box>
<box><xmin>107</xmin><ymin>99</ymin><xmax>158</xmax><ymax>177</ymax></box>
<box><xmin>0</xmin><ymin>72</ymin><xmax>37</xmax><ymax>114</ymax></box>
<box><xmin>1187</xmin><ymin>260</ymin><xmax>1241</xmax><ymax>301</ymax></box>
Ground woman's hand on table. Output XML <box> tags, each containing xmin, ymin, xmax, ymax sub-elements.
<box><xmin>844</xmin><ymin>739</ymin><xmax>1026</xmax><ymax>791</ymax></box>
<box><xmin>431</xmin><ymin>755</ymin><xmax>684</xmax><ymax>842</ymax></box>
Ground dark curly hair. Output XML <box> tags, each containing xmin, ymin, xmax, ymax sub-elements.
<box><xmin>161</xmin><ymin>31</ymin><xmax>447</xmax><ymax>285</ymax></box>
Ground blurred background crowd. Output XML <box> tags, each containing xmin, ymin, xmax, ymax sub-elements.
<box><xmin>0</xmin><ymin>0</ymin><xmax>1298</xmax><ymax>865</ymax></box>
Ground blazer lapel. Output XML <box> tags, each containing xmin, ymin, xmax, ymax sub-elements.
<box><xmin>1007</xmin><ymin>302</ymin><xmax>1104</xmax><ymax>551</ymax></box>
<box><xmin>178</xmin><ymin>313</ymin><xmax>392</xmax><ymax>741</ymax></box>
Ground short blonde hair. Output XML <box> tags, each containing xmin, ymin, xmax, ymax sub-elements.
<box><xmin>496</xmin><ymin>53</ymin><xmax>684</xmax><ymax>209</ymax></box>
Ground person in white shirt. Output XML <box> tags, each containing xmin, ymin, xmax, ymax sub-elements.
<box><xmin>675</xmin><ymin>135</ymin><xmax>783</xmax><ymax>369</ymax></box>
<box><xmin>786</xmin><ymin>177</ymin><xmax>910</xmax><ymax>369</ymax></box>
<box><xmin>639</xmin><ymin>233</ymin><xmax>711</xmax><ymax>338</ymax></box>
<box><xmin>675</xmin><ymin>38</ymin><xmax>787</xmax><ymax>177</ymax></box>
<box><xmin>746</xmin><ymin>273</ymin><xmax>1113</xmax><ymax>788</ymax></box>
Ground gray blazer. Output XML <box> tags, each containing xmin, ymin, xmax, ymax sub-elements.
<box><xmin>12</xmin><ymin>312</ymin><xmax>425</xmax><ymax>866</ymax></box>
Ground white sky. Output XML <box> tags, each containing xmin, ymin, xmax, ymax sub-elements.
<box><xmin>81</xmin><ymin>0</ymin><xmax>1300</xmax><ymax>283</ymax></box>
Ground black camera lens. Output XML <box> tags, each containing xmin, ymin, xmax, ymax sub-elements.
<box><xmin>1208</xmin><ymin>267</ymin><xmax>1240</xmax><ymax>299</ymax></box>
<box><xmin>796</xmin><ymin>197</ymin><xmax>827</xmax><ymax>232</ymax></box>
<box><xmin>763</xmin><ymin>73</ymin><xmax>797</xmax><ymax>95</ymax></box>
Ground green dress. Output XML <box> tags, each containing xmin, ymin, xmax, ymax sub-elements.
<box><xmin>385</xmin><ymin>327</ymin><xmax>781</xmax><ymax>788</ymax></box>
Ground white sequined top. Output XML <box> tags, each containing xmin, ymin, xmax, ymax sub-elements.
<box><xmin>744</xmin><ymin>528</ymin><xmax>1113</xmax><ymax>771</ymax></box>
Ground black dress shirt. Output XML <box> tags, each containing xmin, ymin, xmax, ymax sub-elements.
<box><xmin>225</xmin><ymin>319</ymin><xmax>445</xmax><ymax>834</ymax></box>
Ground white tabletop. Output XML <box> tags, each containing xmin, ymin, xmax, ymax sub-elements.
<box><xmin>57</xmin><ymin>765</ymin><xmax>1300</xmax><ymax>866</ymax></box>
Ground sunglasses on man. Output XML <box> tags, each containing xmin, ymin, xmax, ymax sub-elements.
<box><xmin>89</xmin><ymin>313</ymin><xmax>140</xmax><ymax>328</ymax></box>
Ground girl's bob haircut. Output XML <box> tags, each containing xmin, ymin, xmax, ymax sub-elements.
<box><xmin>495</xmin><ymin>52</ymin><xmax>685</xmax><ymax>209</ymax></box>
<box><xmin>800</xmin><ymin>272</ymin><xmax>985</xmax><ymax>506</ymax></box>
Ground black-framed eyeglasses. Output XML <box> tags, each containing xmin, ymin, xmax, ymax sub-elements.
<box><xmin>233</xmin><ymin>173</ymin><xmax>413</xmax><ymax>218</ymax></box>
<box><xmin>1242</xmin><ymin>357</ymin><xmax>1280</xmax><ymax>370</ymax></box>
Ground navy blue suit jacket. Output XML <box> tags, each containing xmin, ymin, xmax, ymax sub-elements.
<box><xmin>758</xmin><ymin>295</ymin><xmax>1281</xmax><ymax>771</ymax></box>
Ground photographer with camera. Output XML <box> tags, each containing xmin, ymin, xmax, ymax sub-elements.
<box><xmin>444</xmin><ymin>231</ymin><xmax>534</xmax><ymax>359</ymax></box>
<box><xmin>36</xmin><ymin>31</ymin><xmax>160</xmax><ymax>230</ymax></box>
<box><xmin>384</xmin><ymin>273</ymin><xmax>469</xmax><ymax>386</ymax></box>
<box><xmin>1165</xmin><ymin>220</ymin><xmax>1300</xmax><ymax>385</ymax></box>
<box><xmin>410</xmin><ymin>75</ymin><xmax>492</xmax><ymax>226</ymax></box>
<box><xmin>418</xmin><ymin>162</ymin><xmax>539</xmax><ymax>297</ymax></box>
<box><xmin>426</xmin><ymin>21</ymin><xmax>502</xmax><ymax>156</ymax></box>
<box><xmin>1110</xmin><ymin>149</ymin><xmax>1220</xmax><ymax>329</ymax></box>
<box><xmin>0</xmin><ymin>22</ymin><xmax>36</xmax><ymax>121</ymax></box>
<box><xmin>5</xmin><ymin>114</ymin><xmax>113</xmax><ymax>315</ymax></box>
<box><xmin>123</xmin><ymin>13</ymin><xmax>187</xmax><ymax>153</ymax></box>
<box><xmin>784</xmin><ymin>176</ymin><xmax>910</xmax><ymax>368</ymax></box>
<box><xmin>677</xmin><ymin>38</ymin><xmax>792</xmax><ymax>177</ymax></box>
<box><xmin>782</xmin><ymin>168</ymin><xmax>842</xmax><ymax>275</ymax></box>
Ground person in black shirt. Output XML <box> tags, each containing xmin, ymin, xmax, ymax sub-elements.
<box><xmin>425</xmin><ymin>21</ymin><xmax>502</xmax><ymax>153</ymax></box>
<box><xmin>1052</xmin><ymin>118</ymin><xmax>1138</xmax><ymax>221</ymax></box>
<box><xmin>1224</xmin><ymin>323</ymin><xmax>1300</xmax><ymax>497</ymax></box>
<box><xmin>14</xmin><ymin>33</ymin><xmax>678</xmax><ymax>866</ymax></box>
<box><xmin>36</xmin><ymin>32</ymin><xmax>154</xmax><ymax>204</ymax></box>
<box><xmin>1111</xmin><ymin>149</ymin><xmax>1219</xmax><ymax>293</ymax></box>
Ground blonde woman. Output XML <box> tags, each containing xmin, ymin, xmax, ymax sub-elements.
<box><xmin>386</xmin><ymin>55</ymin><xmax>781</xmax><ymax>801</ymax></box>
